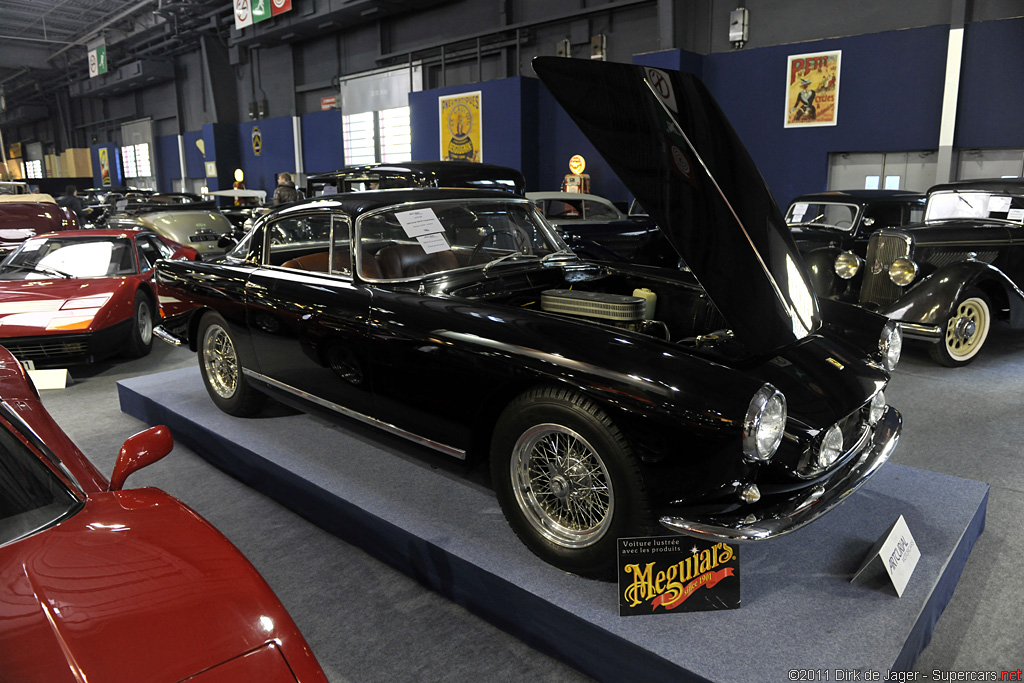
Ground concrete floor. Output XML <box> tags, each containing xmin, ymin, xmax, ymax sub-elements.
<box><xmin>35</xmin><ymin>323</ymin><xmax>1024</xmax><ymax>680</ymax></box>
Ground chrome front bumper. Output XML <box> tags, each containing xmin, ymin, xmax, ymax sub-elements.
<box><xmin>659</xmin><ymin>406</ymin><xmax>902</xmax><ymax>542</ymax></box>
<box><xmin>896</xmin><ymin>322</ymin><xmax>942</xmax><ymax>342</ymax></box>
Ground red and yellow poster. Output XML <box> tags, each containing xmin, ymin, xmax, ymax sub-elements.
<box><xmin>439</xmin><ymin>91</ymin><xmax>482</xmax><ymax>162</ymax></box>
<box><xmin>98</xmin><ymin>148</ymin><xmax>111</xmax><ymax>186</ymax></box>
<box><xmin>785</xmin><ymin>50</ymin><xmax>841</xmax><ymax>128</ymax></box>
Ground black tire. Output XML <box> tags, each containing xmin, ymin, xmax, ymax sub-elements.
<box><xmin>197</xmin><ymin>312</ymin><xmax>266</xmax><ymax>416</ymax></box>
<box><xmin>928</xmin><ymin>289</ymin><xmax>991</xmax><ymax>367</ymax></box>
<box><xmin>123</xmin><ymin>293</ymin><xmax>155</xmax><ymax>358</ymax></box>
<box><xmin>490</xmin><ymin>386</ymin><xmax>654</xmax><ymax>580</ymax></box>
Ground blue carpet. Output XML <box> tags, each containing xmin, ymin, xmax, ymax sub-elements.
<box><xmin>118</xmin><ymin>367</ymin><xmax>988</xmax><ymax>683</ymax></box>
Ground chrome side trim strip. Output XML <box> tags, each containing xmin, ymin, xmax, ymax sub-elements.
<box><xmin>241</xmin><ymin>368</ymin><xmax>466</xmax><ymax>460</ymax></box>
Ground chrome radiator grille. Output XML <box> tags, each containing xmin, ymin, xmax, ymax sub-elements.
<box><xmin>859</xmin><ymin>233</ymin><xmax>911</xmax><ymax>307</ymax></box>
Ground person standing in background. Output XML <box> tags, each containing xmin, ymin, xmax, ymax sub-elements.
<box><xmin>273</xmin><ymin>172</ymin><xmax>300</xmax><ymax>205</ymax></box>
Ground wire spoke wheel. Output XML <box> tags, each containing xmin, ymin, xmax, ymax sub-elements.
<box><xmin>511</xmin><ymin>423</ymin><xmax>613</xmax><ymax>548</ymax></box>
<box><xmin>203</xmin><ymin>323</ymin><xmax>239</xmax><ymax>399</ymax></box>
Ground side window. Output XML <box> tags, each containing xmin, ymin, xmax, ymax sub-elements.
<box><xmin>330</xmin><ymin>215</ymin><xmax>352</xmax><ymax>275</ymax></box>
<box><xmin>266</xmin><ymin>213</ymin><xmax>334</xmax><ymax>270</ymax></box>
<box><xmin>136</xmin><ymin>234</ymin><xmax>172</xmax><ymax>272</ymax></box>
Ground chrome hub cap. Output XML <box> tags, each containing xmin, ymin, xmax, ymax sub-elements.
<box><xmin>203</xmin><ymin>324</ymin><xmax>238</xmax><ymax>399</ymax></box>
<box><xmin>953</xmin><ymin>317</ymin><xmax>976</xmax><ymax>343</ymax></box>
<box><xmin>511</xmin><ymin>424</ymin><xmax>613</xmax><ymax>548</ymax></box>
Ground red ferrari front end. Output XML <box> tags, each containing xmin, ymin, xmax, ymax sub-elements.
<box><xmin>0</xmin><ymin>346</ymin><xmax>327</xmax><ymax>683</ymax></box>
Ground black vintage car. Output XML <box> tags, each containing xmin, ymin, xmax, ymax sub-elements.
<box><xmin>307</xmin><ymin>161</ymin><xmax>526</xmax><ymax>197</ymax></box>
<box><xmin>153</xmin><ymin>58</ymin><xmax>902</xmax><ymax>578</ymax></box>
<box><xmin>822</xmin><ymin>179</ymin><xmax>1024</xmax><ymax>366</ymax></box>
<box><xmin>528</xmin><ymin>191</ymin><xmax>679</xmax><ymax>267</ymax></box>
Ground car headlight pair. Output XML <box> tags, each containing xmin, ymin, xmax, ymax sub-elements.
<box><xmin>743</xmin><ymin>384</ymin><xmax>786</xmax><ymax>462</ymax></box>
<box><xmin>833</xmin><ymin>251</ymin><xmax>918</xmax><ymax>287</ymax></box>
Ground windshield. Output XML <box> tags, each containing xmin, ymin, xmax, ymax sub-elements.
<box><xmin>0</xmin><ymin>418</ymin><xmax>82</xmax><ymax>547</ymax></box>
<box><xmin>925</xmin><ymin>191</ymin><xmax>1024</xmax><ymax>223</ymax></box>
<box><xmin>356</xmin><ymin>200</ymin><xmax>567</xmax><ymax>280</ymax></box>
<box><xmin>786</xmin><ymin>201</ymin><xmax>859</xmax><ymax>231</ymax></box>
<box><xmin>0</xmin><ymin>236</ymin><xmax>136</xmax><ymax>280</ymax></box>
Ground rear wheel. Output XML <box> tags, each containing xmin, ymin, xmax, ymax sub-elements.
<box><xmin>490</xmin><ymin>386</ymin><xmax>653</xmax><ymax>579</ymax></box>
<box><xmin>929</xmin><ymin>290</ymin><xmax>991</xmax><ymax>367</ymax></box>
<box><xmin>124</xmin><ymin>293</ymin><xmax>154</xmax><ymax>358</ymax></box>
<box><xmin>198</xmin><ymin>312</ymin><xmax>265</xmax><ymax>416</ymax></box>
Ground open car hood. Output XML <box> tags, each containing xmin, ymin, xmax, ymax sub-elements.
<box><xmin>533</xmin><ymin>57</ymin><xmax>820</xmax><ymax>354</ymax></box>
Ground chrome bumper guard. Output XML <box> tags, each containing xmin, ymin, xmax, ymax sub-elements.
<box><xmin>659</xmin><ymin>406</ymin><xmax>902</xmax><ymax>542</ymax></box>
<box><xmin>896</xmin><ymin>322</ymin><xmax>942</xmax><ymax>342</ymax></box>
<box><xmin>153</xmin><ymin>325</ymin><xmax>185</xmax><ymax>347</ymax></box>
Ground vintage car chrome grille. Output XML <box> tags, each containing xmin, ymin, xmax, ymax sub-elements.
<box><xmin>859</xmin><ymin>232</ymin><xmax>911</xmax><ymax>308</ymax></box>
<box><xmin>5</xmin><ymin>340</ymin><xmax>88</xmax><ymax>360</ymax></box>
<box><xmin>541</xmin><ymin>289</ymin><xmax>646</xmax><ymax>321</ymax></box>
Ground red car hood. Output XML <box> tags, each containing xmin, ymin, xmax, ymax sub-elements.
<box><xmin>0</xmin><ymin>490</ymin><xmax>307</xmax><ymax>683</ymax></box>
<box><xmin>0</xmin><ymin>278</ymin><xmax>131</xmax><ymax>335</ymax></box>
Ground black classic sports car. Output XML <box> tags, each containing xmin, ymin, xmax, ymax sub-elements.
<box><xmin>820</xmin><ymin>179</ymin><xmax>1024</xmax><ymax>366</ymax></box>
<box><xmin>154</xmin><ymin>58</ymin><xmax>902</xmax><ymax>579</ymax></box>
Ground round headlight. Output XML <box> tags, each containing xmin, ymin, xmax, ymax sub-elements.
<box><xmin>834</xmin><ymin>251</ymin><xmax>861</xmax><ymax>280</ymax></box>
<box><xmin>868</xmin><ymin>391</ymin><xmax>886</xmax><ymax>425</ymax></box>
<box><xmin>817</xmin><ymin>424</ymin><xmax>844</xmax><ymax>468</ymax></box>
<box><xmin>888</xmin><ymin>257</ymin><xmax>918</xmax><ymax>286</ymax></box>
<box><xmin>879</xmin><ymin>322</ymin><xmax>902</xmax><ymax>372</ymax></box>
<box><xmin>743</xmin><ymin>384</ymin><xmax>787</xmax><ymax>462</ymax></box>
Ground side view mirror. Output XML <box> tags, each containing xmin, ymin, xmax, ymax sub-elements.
<box><xmin>108</xmin><ymin>425</ymin><xmax>174</xmax><ymax>491</ymax></box>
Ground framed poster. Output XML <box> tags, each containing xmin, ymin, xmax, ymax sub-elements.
<box><xmin>785</xmin><ymin>50</ymin><xmax>841</xmax><ymax>128</ymax></box>
<box><xmin>439</xmin><ymin>91</ymin><xmax>482</xmax><ymax>162</ymax></box>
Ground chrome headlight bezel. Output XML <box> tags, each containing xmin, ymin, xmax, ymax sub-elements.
<box><xmin>834</xmin><ymin>251</ymin><xmax>862</xmax><ymax>280</ymax></box>
<box><xmin>743</xmin><ymin>384</ymin><xmax>787</xmax><ymax>462</ymax></box>
<box><xmin>888</xmin><ymin>257</ymin><xmax>918</xmax><ymax>286</ymax></box>
<box><xmin>879</xmin><ymin>321</ymin><xmax>903</xmax><ymax>372</ymax></box>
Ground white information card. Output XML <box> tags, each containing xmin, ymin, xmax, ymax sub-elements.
<box><xmin>852</xmin><ymin>514</ymin><xmax>921</xmax><ymax>597</ymax></box>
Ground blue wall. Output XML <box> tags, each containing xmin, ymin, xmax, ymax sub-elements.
<box><xmin>237</xmin><ymin>116</ymin><xmax>295</xmax><ymax>194</ymax></box>
<box><xmin>703</xmin><ymin>25</ymin><xmax>949</xmax><ymax>206</ymax></box>
<box><xmin>155</xmin><ymin>135</ymin><xmax>180</xmax><ymax>193</ymax></box>
<box><xmin>957</xmin><ymin>17</ymin><xmax>1024</xmax><ymax>148</ymax></box>
<box><xmin>301</xmin><ymin>110</ymin><xmax>345</xmax><ymax>174</ymax></box>
<box><xmin>182</xmin><ymin>130</ymin><xmax>205</xmax><ymax>179</ymax></box>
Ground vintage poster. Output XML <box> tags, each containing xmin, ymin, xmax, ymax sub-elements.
<box><xmin>98</xmin><ymin>147</ymin><xmax>111</xmax><ymax>186</ymax></box>
<box><xmin>785</xmin><ymin>50</ymin><xmax>841</xmax><ymax>128</ymax></box>
<box><xmin>439</xmin><ymin>91</ymin><xmax>482</xmax><ymax>162</ymax></box>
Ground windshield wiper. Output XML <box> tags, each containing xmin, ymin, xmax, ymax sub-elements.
<box><xmin>482</xmin><ymin>251</ymin><xmax>539</xmax><ymax>275</ymax></box>
<box><xmin>1</xmin><ymin>263</ymin><xmax>73</xmax><ymax>279</ymax></box>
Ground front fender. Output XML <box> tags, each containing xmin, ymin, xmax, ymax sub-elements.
<box><xmin>881</xmin><ymin>261</ymin><xmax>1024</xmax><ymax>327</ymax></box>
<box><xmin>802</xmin><ymin>246</ymin><xmax>842</xmax><ymax>298</ymax></box>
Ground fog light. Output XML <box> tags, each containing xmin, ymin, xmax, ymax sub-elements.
<box><xmin>740</xmin><ymin>484</ymin><xmax>761</xmax><ymax>504</ymax></box>
<box><xmin>817</xmin><ymin>424</ymin><xmax>844</xmax><ymax>469</ymax></box>
<box><xmin>868</xmin><ymin>391</ymin><xmax>886</xmax><ymax>425</ymax></box>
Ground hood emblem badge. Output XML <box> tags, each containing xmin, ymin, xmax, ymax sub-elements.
<box><xmin>826</xmin><ymin>357</ymin><xmax>845</xmax><ymax>370</ymax></box>
<box><xmin>871</xmin><ymin>260</ymin><xmax>883</xmax><ymax>275</ymax></box>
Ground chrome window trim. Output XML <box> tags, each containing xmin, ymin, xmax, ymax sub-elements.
<box><xmin>0</xmin><ymin>399</ymin><xmax>86</xmax><ymax>497</ymax></box>
<box><xmin>241</xmin><ymin>368</ymin><xmax>466</xmax><ymax>460</ymax></box>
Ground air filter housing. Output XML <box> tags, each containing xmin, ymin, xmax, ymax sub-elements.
<box><xmin>540</xmin><ymin>289</ymin><xmax>646</xmax><ymax>322</ymax></box>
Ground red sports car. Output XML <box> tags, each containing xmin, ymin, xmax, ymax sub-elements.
<box><xmin>0</xmin><ymin>345</ymin><xmax>328</xmax><ymax>683</ymax></box>
<box><xmin>0</xmin><ymin>229</ymin><xmax>198</xmax><ymax>367</ymax></box>
<box><xmin>0</xmin><ymin>193</ymin><xmax>79</xmax><ymax>255</ymax></box>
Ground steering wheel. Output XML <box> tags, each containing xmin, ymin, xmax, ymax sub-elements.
<box><xmin>834</xmin><ymin>220</ymin><xmax>853</xmax><ymax>229</ymax></box>
<box><xmin>469</xmin><ymin>228</ymin><xmax>531</xmax><ymax>263</ymax></box>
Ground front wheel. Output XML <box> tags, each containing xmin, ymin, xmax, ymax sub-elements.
<box><xmin>198</xmin><ymin>312</ymin><xmax>265</xmax><ymax>416</ymax></box>
<box><xmin>124</xmin><ymin>293</ymin><xmax>154</xmax><ymax>358</ymax></box>
<box><xmin>929</xmin><ymin>290</ymin><xmax>991</xmax><ymax>366</ymax></box>
<box><xmin>490</xmin><ymin>386</ymin><xmax>653</xmax><ymax>579</ymax></box>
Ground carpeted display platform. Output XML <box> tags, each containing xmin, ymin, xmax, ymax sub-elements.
<box><xmin>118</xmin><ymin>367</ymin><xmax>988</xmax><ymax>683</ymax></box>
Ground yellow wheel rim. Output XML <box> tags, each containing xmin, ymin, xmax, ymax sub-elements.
<box><xmin>945</xmin><ymin>297</ymin><xmax>990</xmax><ymax>360</ymax></box>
